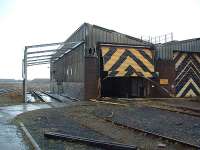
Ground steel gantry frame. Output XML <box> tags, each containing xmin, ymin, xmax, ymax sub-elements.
<box><xmin>22</xmin><ymin>41</ymin><xmax>84</xmax><ymax>102</ymax></box>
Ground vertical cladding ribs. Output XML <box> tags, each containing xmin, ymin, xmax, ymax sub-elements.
<box><xmin>174</xmin><ymin>52</ymin><xmax>200</xmax><ymax>97</ymax></box>
<box><xmin>101</xmin><ymin>46</ymin><xmax>154</xmax><ymax>78</ymax></box>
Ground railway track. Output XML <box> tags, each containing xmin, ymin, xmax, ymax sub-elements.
<box><xmin>91</xmin><ymin>98</ymin><xmax>200</xmax><ymax>149</ymax></box>
<box><xmin>0</xmin><ymin>88</ymin><xmax>16</xmax><ymax>95</ymax></box>
<box><xmin>45</xmin><ymin>132</ymin><xmax>137</xmax><ymax>150</ymax></box>
<box><xmin>146</xmin><ymin>103</ymin><xmax>200</xmax><ymax>118</ymax></box>
<box><xmin>97</xmin><ymin>115</ymin><xmax>200</xmax><ymax>150</ymax></box>
<box><xmin>98</xmin><ymin>97</ymin><xmax>200</xmax><ymax>118</ymax></box>
<box><xmin>32</xmin><ymin>91</ymin><xmax>62</xmax><ymax>103</ymax></box>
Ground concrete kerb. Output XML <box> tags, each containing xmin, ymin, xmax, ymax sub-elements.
<box><xmin>19</xmin><ymin>122</ymin><xmax>41</xmax><ymax>150</ymax></box>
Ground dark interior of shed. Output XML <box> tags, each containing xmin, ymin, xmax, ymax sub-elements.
<box><xmin>101</xmin><ymin>76</ymin><xmax>148</xmax><ymax>98</ymax></box>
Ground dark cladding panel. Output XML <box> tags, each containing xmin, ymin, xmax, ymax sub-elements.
<box><xmin>92</xmin><ymin>25</ymin><xmax>151</xmax><ymax>47</ymax></box>
<box><xmin>84</xmin><ymin>57</ymin><xmax>99</xmax><ymax>100</ymax></box>
<box><xmin>155</xmin><ymin>38</ymin><xmax>200</xmax><ymax>60</ymax></box>
<box><xmin>155</xmin><ymin>60</ymin><xmax>176</xmax><ymax>93</ymax></box>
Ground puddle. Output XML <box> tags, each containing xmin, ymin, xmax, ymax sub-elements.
<box><xmin>0</xmin><ymin>103</ymin><xmax>52</xmax><ymax>149</ymax></box>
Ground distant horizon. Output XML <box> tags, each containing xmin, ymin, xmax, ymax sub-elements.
<box><xmin>0</xmin><ymin>78</ymin><xmax>50</xmax><ymax>81</ymax></box>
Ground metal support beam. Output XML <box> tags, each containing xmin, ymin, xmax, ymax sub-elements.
<box><xmin>23</xmin><ymin>47</ymin><xmax>27</xmax><ymax>102</ymax></box>
<box><xmin>27</xmin><ymin>62</ymin><xmax>51</xmax><ymax>66</ymax></box>
<box><xmin>26</xmin><ymin>42</ymin><xmax>64</xmax><ymax>49</ymax></box>
<box><xmin>27</xmin><ymin>49</ymin><xmax>67</xmax><ymax>55</ymax></box>
<box><xmin>27</xmin><ymin>54</ymin><xmax>55</xmax><ymax>59</ymax></box>
<box><xmin>27</xmin><ymin>61</ymin><xmax>51</xmax><ymax>66</ymax></box>
<box><xmin>22</xmin><ymin>41</ymin><xmax>85</xmax><ymax>103</ymax></box>
<box><xmin>27</xmin><ymin>58</ymin><xmax>55</xmax><ymax>63</ymax></box>
<box><xmin>27</xmin><ymin>60</ymin><xmax>51</xmax><ymax>64</ymax></box>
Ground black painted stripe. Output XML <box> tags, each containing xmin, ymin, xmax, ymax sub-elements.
<box><xmin>126</xmin><ymin>50</ymin><xmax>153</xmax><ymax>73</ymax></box>
<box><xmin>125</xmin><ymin>66</ymin><xmax>136</xmax><ymax>76</ymax></box>
<box><xmin>175</xmin><ymin>62</ymin><xmax>200</xmax><ymax>82</ymax></box>
<box><xmin>108</xmin><ymin>71</ymin><xmax>118</xmax><ymax>77</ymax></box>
<box><xmin>109</xmin><ymin>50</ymin><xmax>153</xmax><ymax>76</ymax></box>
<box><xmin>176</xmin><ymin>75</ymin><xmax>200</xmax><ymax>93</ymax></box>
<box><xmin>174</xmin><ymin>52</ymin><xmax>183</xmax><ymax>63</ymax></box>
<box><xmin>180</xmin><ymin>83</ymin><xmax>200</xmax><ymax>97</ymax></box>
<box><xmin>109</xmin><ymin>51</ymin><xmax>128</xmax><ymax>71</ymax></box>
<box><xmin>176</xmin><ymin>54</ymin><xmax>190</xmax><ymax>72</ymax></box>
<box><xmin>137</xmin><ymin>49</ymin><xmax>154</xmax><ymax>65</ymax></box>
<box><xmin>102</xmin><ymin>47</ymin><xmax>117</xmax><ymax>64</ymax></box>
<box><xmin>191</xmin><ymin>55</ymin><xmax>200</xmax><ymax>69</ymax></box>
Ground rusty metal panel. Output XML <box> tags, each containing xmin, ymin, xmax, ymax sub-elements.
<box><xmin>150</xmin><ymin>60</ymin><xmax>176</xmax><ymax>98</ymax></box>
<box><xmin>84</xmin><ymin>57</ymin><xmax>99</xmax><ymax>100</ymax></box>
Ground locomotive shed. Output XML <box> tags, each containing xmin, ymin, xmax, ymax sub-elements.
<box><xmin>19</xmin><ymin>23</ymin><xmax>200</xmax><ymax>150</ymax></box>
<box><xmin>49</xmin><ymin>23</ymin><xmax>200</xmax><ymax>100</ymax></box>
<box><xmin>50</xmin><ymin>23</ymin><xmax>157</xmax><ymax>100</ymax></box>
<box><xmin>22</xmin><ymin>23</ymin><xmax>200</xmax><ymax>100</ymax></box>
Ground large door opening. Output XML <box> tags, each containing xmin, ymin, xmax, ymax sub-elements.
<box><xmin>101</xmin><ymin>77</ymin><xmax>148</xmax><ymax>98</ymax></box>
<box><xmin>99</xmin><ymin>44</ymin><xmax>155</xmax><ymax>98</ymax></box>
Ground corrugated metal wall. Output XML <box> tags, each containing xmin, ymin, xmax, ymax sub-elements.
<box><xmin>51</xmin><ymin>23</ymin><xmax>153</xmax><ymax>82</ymax></box>
<box><xmin>51</xmin><ymin>24</ymin><xmax>87</xmax><ymax>82</ymax></box>
<box><xmin>51</xmin><ymin>23</ymin><xmax>154</xmax><ymax>99</ymax></box>
<box><xmin>155</xmin><ymin>38</ymin><xmax>200</xmax><ymax>60</ymax></box>
<box><xmin>52</xmin><ymin>44</ymin><xmax>84</xmax><ymax>82</ymax></box>
<box><xmin>91</xmin><ymin>25</ymin><xmax>151</xmax><ymax>47</ymax></box>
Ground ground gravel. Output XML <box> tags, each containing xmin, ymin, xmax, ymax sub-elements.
<box><xmin>14</xmin><ymin>106</ymin><xmax>113</xmax><ymax>150</ymax></box>
<box><xmin>95</xmin><ymin>105</ymin><xmax>200</xmax><ymax>146</ymax></box>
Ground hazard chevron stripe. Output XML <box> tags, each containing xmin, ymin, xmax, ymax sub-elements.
<box><xmin>101</xmin><ymin>46</ymin><xmax>154</xmax><ymax>78</ymax></box>
<box><xmin>176</xmin><ymin>79</ymin><xmax>200</xmax><ymax>97</ymax></box>
<box><xmin>185</xmin><ymin>89</ymin><xmax>196</xmax><ymax>97</ymax></box>
<box><xmin>174</xmin><ymin>52</ymin><xmax>200</xmax><ymax>97</ymax></box>
<box><xmin>175</xmin><ymin>67</ymin><xmax>200</xmax><ymax>87</ymax></box>
<box><xmin>193</xmin><ymin>54</ymin><xmax>200</xmax><ymax>65</ymax></box>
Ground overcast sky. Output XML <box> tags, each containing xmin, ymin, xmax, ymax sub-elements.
<box><xmin>0</xmin><ymin>0</ymin><xmax>200</xmax><ymax>80</ymax></box>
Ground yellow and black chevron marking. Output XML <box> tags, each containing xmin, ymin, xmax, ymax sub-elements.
<box><xmin>174</xmin><ymin>52</ymin><xmax>200</xmax><ymax>97</ymax></box>
<box><xmin>101</xmin><ymin>46</ymin><xmax>154</xmax><ymax>78</ymax></box>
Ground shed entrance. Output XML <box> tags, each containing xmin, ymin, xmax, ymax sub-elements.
<box><xmin>173</xmin><ymin>52</ymin><xmax>200</xmax><ymax>97</ymax></box>
<box><xmin>99</xmin><ymin>44</ymin><xmax>154</xmax><ymax>98</ymax></box>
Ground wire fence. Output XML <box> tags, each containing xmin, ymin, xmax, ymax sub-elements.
<box><xmin>140</xmin><ymin>33</ymin><xmax>173</xmax><ymax>44</ymax></box>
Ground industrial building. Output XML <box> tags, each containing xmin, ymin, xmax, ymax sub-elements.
<box><xmin>156</xmin><ymin>38</ymin><xmax>200</xmax><ymax>97</ymax></box>
<box><xmin>50</xmin><ymin>23</ymin><xmax>200</xmax><ymax>100</ymax></box>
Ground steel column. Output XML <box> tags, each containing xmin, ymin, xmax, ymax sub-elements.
<box><xmin>23</xmin><ymin>47</ymin><xmax>27</xmax><ymax>102</ymax></box>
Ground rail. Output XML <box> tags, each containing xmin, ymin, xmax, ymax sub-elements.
<box><xmin>44</xmin><ymin>132</ymin><xmax>137</xmax><ymax>150</ymax></box>
<box><xmin>99</xmin><ymin>116</ymin><xmax>200</xmax><ymax>149</ymax></box>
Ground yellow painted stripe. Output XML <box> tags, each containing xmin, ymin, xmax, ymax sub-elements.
<box><xmin>143</xmin><ymin>48</ymin><xmax>153</xmax><ymax>59</ymax></box>
<box><xmin>175</xmin><ymin>67</ymin><xmax>200</xmax><ymax>86</ymax></box>
<box><xmin>115</xmin><ymin>71</ymin><xmax>127</xmax><ymax>76</ymax></box>
<box><xmin>175</xmin><ymin>53</ymin><xmax>187</xmax><ymax>69</ymax></box>
<box><xmin>193</xmin><ymin>54</ymin><xmax>200</xmax><ymax>64</ymax></box>
<box><xmin>116</xmin><ymin>56</ymin><xmax>152</xmax><ymax>78</ymax></box>
<box><xmin>104</xmin><ymin>48</ymin><xmax>125</xmax><ymax>71</ymax></box>
<box><xmin>185</xmin><ymin>89</ymin><xmax>196</xmax><ymax>97</ymax></box>
<box><xmin>175</xmin><ymin>60</ymin><xmax>200</xmax><ymax>80</ymax></box>
<box><xmin>114</xmin><ymin>71</ymin><xmax>137</xmax><ymax>77</ymax></box>
<box><xmin>176</xmin><ymin>78</ymin><xmax>200</xmax><ymax>97</ymax></box>
<box><xmin>101</xmin><ymin>47</ymin><xmax>110</xmax><ymax>57</ymax></box>
<box><xmin>173</xmin><ymin>52</ymin><xmax>179</xmax><ymax>60</ymax></box>
<box><xmin>129</xmin><ymin>48</ymin><xmax>154</xmax><ymax>72</ymax></box>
